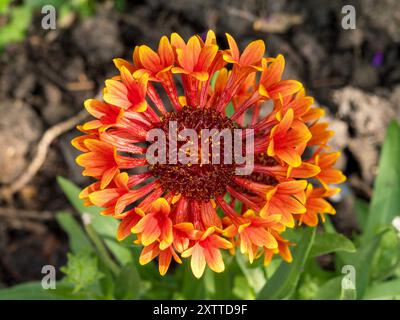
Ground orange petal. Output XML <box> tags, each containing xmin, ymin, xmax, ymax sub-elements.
<box><xmin>139</xmin><ymin>243</ymin><xmax>159</xmax><ymax>265</ymax></box>
<box><xmin>100</xmin><ymin>166</ymin><xmax>119</xmax><ymax>189</ymax></box>
<box><xmin>319</xmin><ymin>168</ymin><xmax>347</xmax><ymax>185</ymax></box>
<box><xmin>158</xmin><ymin>249</ymin><xmax>172</xmax><ymax>276</ymax></box>
<box><xmin>278</xmin><ymin>180</ymin><xmax>307</xmax><ymax>194</ymax></box>
<box><xmin>151</xmin><ymin>198</ymin><xmax>171</xmax><ymax>216</ymax></box>
<box><xmin>240</xmin><ymin>39</ymin><xmax>265</xmax><ymax>66</ymax></box>
<box><xmin>261</xmin><ymin>55</ymin><xmax>285</xmax><ymax>87</ymax></box>
<box><xmin>181</xmin><ymin>36</ymin><xmax>201</xmax><ymax>71</ymax></box>
<box><xmin>113</xmin><ymin>58</ymin><xmax>135</xmax><ymax>73</ymax></box>
<box><xmin>139</xmin><ymin>45</ymin><xmax>161</xmax><ymax>72</ymax></box>
<box><xmin>104</xmin><ymin>80</ymin><xmax>131</xmax><ymax>109</ymax></box>
<box><xmin>136</xmin><ymin>215</ymin><xmax>161</xmax><ymax>246</ymax></box>
<box><xmin>89</xmin><ymin>188</ymin><xmax>119</xmax><ymax>208</ymax></box>
<box><xmin>268</xmin><ymin>80</ymin><xmax>303</xmax><ymax>98</ymax></box>
<box><xmin>290</xmin><ymin>163</ymin><xmax>321</xmax><ymax>178</ymax></box>
<box><xmin>276</xmin><ymin>108</ymin><xmax>294</xmax><ymax>133</ymax></box>
<box><xmin>117</xmin><ymin>213</ymin><xmax>140</xmax><ymax>241</ymax></box>
<box><xmin>225</xmin><ymin>33</ymin><xmax>240</xmax><ymax>63</ymax></box>
<box><xmin>204</xmin><ymin>247</ymin><xmax>225</xmax><ymax>273</ymax></box>
<box><xmin>158</xmin><ymin>36</ymin><xmax>174</xmax><ymax>67</ymax></box>
<box><xmin>200</xmin><ymin>202</ymin><xmax>222</xmax><ymax>229</ymax></box>
<box><xmin>170</xmin><ymin>32</ymin><xmax>186</xmax><ymax>50</ymax></box>
<box><xmin>276</xmin><ymin>148</ymin><xmax>302</xmax><ymax>167</ymax></box>
<box><xmin>190</xmin><ymin>244</ymin><xmax>207</xmax><ymax>278</ymax></box>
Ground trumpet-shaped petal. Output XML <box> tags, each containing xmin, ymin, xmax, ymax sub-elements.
<box><xmin>267</xmin><ymin>109</ymin><xmax>312</xmax><ymax>167</ymax></box>
<box><xmin>171</xmin><ymin>35</ymin><xmax>218</xmax><ymax>81</ymax></box>
<box><xmin>139</xmin><ymin>243</ymin><xmax>182</xmax><ymax>276</ymax></box>
<box><xmin>313</xmin><ymin>152</ymin><xmax>347</xmax><ymax>187</ymax></box>
<box><xmin>181</xmin><ymin>227</ymin><xmax>232</xmax><ymax>278</ymax></box>
<box><xmin>300</xmin><ymin>184</ymin><xmax>337</xmax><ymax>226</ymax></box>
<box><xmin>259</xmin><ymin>56</ymin><xmax>303</xmax><ymax>99</ymax></box>
<box><xmin>136</xmin><ymin>36</ymin><xmax>174</xmax><ymax>78</ymax></box>
<box><xmin>76</xmin><ymin>139</ymin><xmax>119</xmax><ymax>189</ymax></box>
<box><xmin>237</xmin><ymin>210</ymin><xmax>280</xmax><ymax>263</ymax></box>
<box><xmin>260</xmin><ymin>180</ymin><xmax>307</xmax><ymax>227</ymax></box>
<box><xmin>104</xmin><ymin>67</ymin><xmax>148</xmax><ymax>112</ymax></box>
<box><xmin>223</xmin><ymin>33</ymin><xmax>265</xmax><ymax>69</ymax></box>
<box><xmin>131</xmin><ymin>198</ymin><xmax>173</xmax><ymax>249</ymax></box>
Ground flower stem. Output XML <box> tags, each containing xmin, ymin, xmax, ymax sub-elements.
<box><xmin>84</xmin><ymin>222</ymin><xmax>120</xmax><ymax>277</ymax></box>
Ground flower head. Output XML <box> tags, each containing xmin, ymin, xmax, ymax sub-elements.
<box><xmin>73</xmin><ymin>31</ymin><xmax>345</xmax><ymax>278</ymax></box>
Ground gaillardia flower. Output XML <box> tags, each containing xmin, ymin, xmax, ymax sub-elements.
<box><xmin>73</xmin><ymin>31</ymin><xmax>345</xmax><ymax>278</ymax></box>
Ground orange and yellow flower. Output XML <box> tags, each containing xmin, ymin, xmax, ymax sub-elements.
<box><xmin>73</xmin><ymin>31</ymin><xmax>345</xmax><ymax>278</ymax></box>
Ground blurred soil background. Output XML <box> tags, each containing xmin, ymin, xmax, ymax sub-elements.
<box><xmin>0</xmin><ymin>0</ymin><xmax>399</xmax><ymax>286</ymax></box>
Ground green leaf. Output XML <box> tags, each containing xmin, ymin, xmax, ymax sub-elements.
<box><xmin>181</xmin><ymin>261</ymin><xmax>206</xmax><ymax>299</ymax></box>
<box><xmin>233</xmin><ymin>276</ymin><xmax>254</xmax><ymax>299</ymax></box>
<box><xmin>309</xmin><ymin>233</ymin><xmax>356</xmax><ymax>257</ymax></box>
<box><xmin>339</xmin><ymin>229</ymin><xmax>388</xmax><ymax>299</ymax></box>
<box><xmin>296</xmin><ymin>273</ymin><xmax>323</xmax><ymax>300</ymax></box>
<box><xmin>57</xmin><ymin>176</ymin><xmax>101</xmax><ymax>216</ymax></box>
<box><xmin>204</xmin><ymin>260</ymin><xmax>234</xmax><ymax>299</ymax></box>
<box><xmin>313</xmin><ymin>276</ymin><xmax>343</xmax><ymax>300</ymax></box>
<box><xmin>257</xmin><ymin>227</ymin><xmax>316</xmax><ymax>299</ymax></box>
<box><xmin>56</xmin><ymin>211</ymin><xmax>94</xmax><ymax>254</ymax></box>
<box><xmin>364</xmin><ymin>121</ymin><xmax>400</xmax><ymax>241</ymax></box>
<box><xmin>236</xmin><ymin>254</ymin><xmax>266</xmax><ymax>295</ymax></box>
<box><xmin>102</xmin><ymin>239</ymin><xmax>134</xmax><ymax>266</ymax></box>
<box><xmin>97</xmin><ymin>260</ymin><xmax>115</xmax><ymax>299</ymax></box>
<box><xmin>364</xmin><ymin>279</ymin><xmax>400</xmax><ymax>299</ymax></box>
<box><xmin>60</xmin><ymin>252</ymin><xmax>104</xmax><ymax>294</ymax></box>
<box><xmin>322</xmin><ymin>216</ymin><xmax>337</xmax><ymax>234</ymax></box>
<box><xmin>213</xmin><ymin>272</ymin><xmax>233</xmax><ymax>299</ymax></box>
<box><xmin>57</xmin><ymin>176</ymin><xmax>132</xmax><ymax>266</ymax></box>
<box><xmin>296</xmin><ymin>259</ymin><xmax>335</xmax><ymax>299</ymax></box>
<box><xmin>264</xmin><ymin>258</ymin><xmax>282</xmax><ymax>279</ymax></box>
<box><xmin>354</xmin><ymin>198</ymin><xmax>369</xmax><ymax>231</ymax></box>
<box><xmin>0</xmin><ymin>6</ymin><xmax>32</xmax><ymax>48</ymax></box>
<box><xmin>371</xmin><ymin>227</ymin><xmax>400</xmax><ymax>281</ymax></box>
<box><xmin>0</xmin><ymin>282</ymin><xmax>85</xmax><ymax>300</ymax></box>
<box><xmin>114</xmin><ymin>263</ymin><xmax>141</xmax><ymax>300</ymax></box>
<box><xmin>0</xmin><ymin>0</ymin><xmax>10</xmax><ymax>14</ymax></box>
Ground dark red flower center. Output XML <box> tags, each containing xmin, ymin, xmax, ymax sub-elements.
<box><xmin>150</xmin><ymin>107</ymin><xmax>237</xmax><ymax>201</ymax></box>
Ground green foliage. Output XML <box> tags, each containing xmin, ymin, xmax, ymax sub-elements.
<box><xmin>114</xmin><ymin>263</ymin><xmax>141</xmax><ymax>300</ymax></box>
<box><xmin>0</xmin><ymin>0</ymin><xmax>11</xmax><ymax>14</ymax></box>
<box><xmin>56</xmin><ymin>211</ymin><xmax>94</xmax><ymax>254</ymax></box>
<box><xmin>364</xmin><ymin>279</ymin><xmax>400</xmax><ymax>299</ymax></box>
<box><xmin>339</xmin><ymin>229</ymin><xmax>388</xmax><ymax>299</ymax></box>
<box><xmin>236</xmin><ymin>254</ymin><xmax>266</xmax><ymax>296</ymax></box>
<box><xmin>371</xmin><ymin>228</ymin><xmax>400</xmax><ymax>281</ymax></box>
<box><xmin>0</xmin><ymin>0</ymin><xmax>97</xmax><ymax>50</ymax></box>
<box><xmin>257</xmin><ymin>227</ymin><xmax>316</xmax><ymax>299</ymax></box>
<box><xmin>309</xmin><ymin>232</ymin><xmax>356</xmax><ymax>257</ymax></box>
<box><xmin>0</xmin><ymin>5</ymin><xmax>33</xmax><ymax>49</ymax></box>
<box><xmin>363</xmin><ymin>121</ymin><xmax>400</xmax><ymax>240</ymax></box>
<box><xmin>60</xmin><ymin>252</ymin><xmax>104</xmax><ymax>294</ymax></box>
<box><xmin>354</xmin><ymin>198</ymin><xmax>369</xmax><ymax>231</ymax></box>
<box><xmin>0</xmin><ymin>282</ymin><xmax>85</xmax><ymax>300</ymax></box>
<box><xmin>57</xmin><ymin>176</ymin><xmax>134</xmax><ymax>267</ymax></box>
